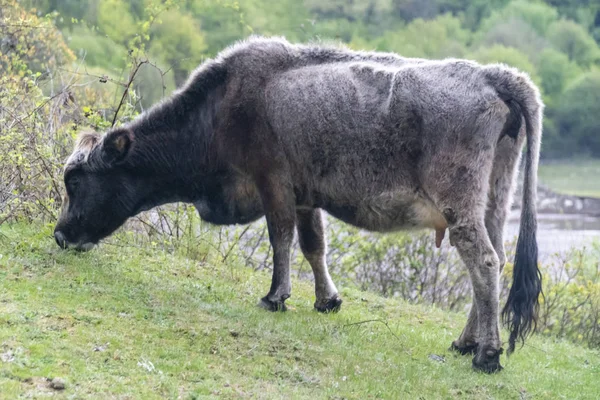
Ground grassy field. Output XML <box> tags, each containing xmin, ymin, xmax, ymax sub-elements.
<box><xmin>1</xmin><ymin>223</ymin><xmax>599</xmax><ymax>399</ymax></box>
<box><xmin>539</xmin><ymin>160</ymin><xmax>600</xmax><ymax>198</ymax></box>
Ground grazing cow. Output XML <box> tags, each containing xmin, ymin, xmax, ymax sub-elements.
<box><xmin>54</xmin><ymin>36</ymin><xmax>543</xmax><ymax>373</ymax></box>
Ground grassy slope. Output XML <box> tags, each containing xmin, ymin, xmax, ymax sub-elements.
<box><xmin>539</xmin><ymin>160</ymin><xmax>600</xmax><ymax>198</ymax></box>
<box><xmin>0</xmin><ymin>224</ymin><xmax>598</xmax><ymax>399</ymax></box>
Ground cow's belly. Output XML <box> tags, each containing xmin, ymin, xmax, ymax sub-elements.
<box><xmin>322</xmin><ymin>192</ymin><xmax>447</xmax><ymax>233</ymax></box>
<box><xmin>194</xmin><ymin>196</ymin><xmax>264</xmax><ymax>226</ymax></box>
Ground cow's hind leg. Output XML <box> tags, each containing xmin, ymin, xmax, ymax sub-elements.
<box><xmin>451</xmin><ymin>135</ymin><xmax>524</xmax><ymax>357</ymax></box>
<box><xmin>450</xmin><ymin>301</ymin><xmax>479</xmax><ymax>355</ymax></box>
<box><xmin>450</xmin><ymin>219</ymin><xmax>503</xmax><ymax>373</ymax></box>
<box><xmin>431</xmin><ymin>126</ymin><xmax>503</xmax><ymax>371</ymax></box>
<box><xmin>297</xmin><ymin>209</ymin><xmax>342</xmax><ymax>312</ymax></box>
<box><xmin>485</xmin><ymin>134</ymin><xmax>525</xmax><ymax>273</ymax></box>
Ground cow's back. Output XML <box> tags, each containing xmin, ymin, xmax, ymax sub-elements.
<box><xmin>218</xmin><ymin>40</ymin><xmax>513</xmax><ymax>232</ymax></box>
<box><xmin>266</xmin><ymin>62</ymin><xmax>420</xmax><ymax>194</ymax></box>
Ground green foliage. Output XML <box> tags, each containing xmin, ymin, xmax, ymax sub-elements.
<box><xmin>67</xmin><ymin>25</ymin><xmax>128</xmax><ymax>70</ymax></box>
<box><xmin>539</xmin><ymin>248</ymin><xmax>600</xmax><ymax>348</ymax></box>
<box><xmin>374</xmin><ymin>14</ymin><xmax>470</xmax><ymax>58</ymax></box>
<box><xmin>0</xmin><ymin>0</ymin><xmax>75</xmax><ymax>73</ymax></box>
<box><xmin>15</xmin><ymin>0</ymin><xmax>600</xmax><ymax>158</ymax></box>
<box><xmin>96</xmin><ymin>0</ymin><xmax>138</xmax><ymax>41</ymax></box>
<box><xmin>240</xmin><ymin>0</ymin><xmax>312</xmax><ymax>40</ymax></box>
<box><xmin>0</xmin><ymin>0</ymin><xmax>75</xmax><ymax>222</ymax></box>
<box><xmin>148</xmin><ymin>9</ymin><xmax>208</xmax><ymax>86</ymax></box>
<box><xmin>477</xmin><ymin>18</ymin><xmax>547</xmax><ymax>59</ymax></box>
<box><xmin>480</xmin><ymin>0</ymin><xmax>559</xmax><ymax>35</ymax></box>
<box><xmin>305</xmin><ymin>0</ymin><xmax>395</xmax><ymax>32</ymax></box>
<box><xmin>554</xmin><ymin>71</ymin><xmax>600</xmax><ymax>157</ymax></box>
<box><xmin>189</xmin><ymin>0</ymin><xmax>248</xmax><ymax>55</ymax></box>
<box><xmin>537</xmin><ymin>48</ymin><xmax>581</xmax><ymax>100</ymax></box>
<box><xmin>0</xmin><ymin>0</ymin><xmax>144</xmax><ymax>223</ymax></box>
<box><xmin>546</xmin><ymin>19</ymin><xmax>600</xmax><ymax>67</ymax></box>
<box><xmin>134</xmin><ymin>60</ymin><xmax>177</xmax><ymax>109</ymax></box>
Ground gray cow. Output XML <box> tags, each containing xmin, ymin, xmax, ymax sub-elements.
<box><xmin>54</xmin><ymin>36</ymin><xmax>543</xmax><ymax>373</ymax></box>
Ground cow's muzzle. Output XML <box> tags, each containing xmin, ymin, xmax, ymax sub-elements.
<box><xmin>54</xmin><ymin>230</ymin><xmax>94</xmax><ymax>252</ymax></box>
<box><xmin>54</xmin><ymin>230</ymin><xmax>68</xmax><ymax>249</ymax></box>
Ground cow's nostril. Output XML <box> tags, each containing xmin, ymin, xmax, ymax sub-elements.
<box><xmin>54</xmin><ymin>230</ymin><xmax>68</xmax><ymax>249</ymax></box>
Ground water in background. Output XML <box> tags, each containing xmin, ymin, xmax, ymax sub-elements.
<box><xmin>507</xmin><ymin>210</ymin><xmax>600</xmax><ymax>260</ymax></box>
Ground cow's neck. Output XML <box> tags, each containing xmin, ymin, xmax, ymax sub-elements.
<box><xmin>124</xmin><ymin>61</ymin><xmax>228</xmax><ymax>210</ymax></box>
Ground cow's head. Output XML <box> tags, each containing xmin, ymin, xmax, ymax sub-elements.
<box><xmin>54</xmin><ymin>128</ymin><xmax>139</xmax><ymax>251</ymax></box>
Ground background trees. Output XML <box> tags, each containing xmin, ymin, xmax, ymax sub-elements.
<box><xmin>5</xmin><ymin>0</ymin><xmax>600</xmax><ymax>157</ymax></box>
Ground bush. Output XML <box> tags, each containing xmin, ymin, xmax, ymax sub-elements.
<box><xmin>0</xmin><ymin>0</ymin><xmax>75</xmax><ymax>222</ymax></box>
<box><xmin>539</xmin><ymin>248</ymin><xmax>600</xmax><ymax>348</ymax></box>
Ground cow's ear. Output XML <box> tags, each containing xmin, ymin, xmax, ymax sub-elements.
<box><xmin>101</xmin><ymin>128</ymin><xmax>133</xmax><ymax>165</ymax></box>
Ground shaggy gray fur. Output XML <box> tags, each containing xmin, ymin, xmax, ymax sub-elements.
<box><xmin>56</xmin><ymin>36</ymin><xmax>543</xmax><ymax>373</ymax></box>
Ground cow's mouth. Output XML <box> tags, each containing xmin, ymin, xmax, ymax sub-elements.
<box><xmin>54</xmin><ymin>230</ymin><xmax>95</xmax><ymax>252</ymax></box>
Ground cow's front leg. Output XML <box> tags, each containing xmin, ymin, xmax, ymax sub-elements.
<box><xmin>296</xmin><ymin>209</ymin><xmax>342</xmax><ymax>312</ymax></box>
<box><xmin>257</xmin><ymin>175</ymin><xmax>296</xmax><ymax>312</ymax></box>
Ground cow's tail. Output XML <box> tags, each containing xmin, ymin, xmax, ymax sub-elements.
<box><xmin>485</xmin><ymin>65</ymin><xmax>544</xmax><ymax>355</ymax></box>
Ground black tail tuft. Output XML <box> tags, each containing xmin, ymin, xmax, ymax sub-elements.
<box><xmin>501</xmin><ymin>224</ymin><xmax>542</xmax><ymax>354</ymax></box>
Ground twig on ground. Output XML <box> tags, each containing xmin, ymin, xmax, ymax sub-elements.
<box><xmin>343</xmin><ymin>318</ymin><xmax>402</xmax><ymax>341</ymax></box>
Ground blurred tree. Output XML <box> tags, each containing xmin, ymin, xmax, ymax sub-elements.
<box><xmin>305</xmin><ymin>0</ymin><xmax>393</xmax><ymax>23</ymax></box>
<box><xmin>547</xmin><ymin>19</ymin><xmax>600</xmax><ymax>67</ymax></box>
<box><xmin>240</xmin><ymin>0</ymin><xmax>312</xmax><ymax>41</ymax></box>
<box><xmin>134</xmin><ymin>60</ymin><xmax>177</xmax><ymax>109</ymax></box>
<box><xmin>189</xmin><ymin>0</ymin><xmax>247</xmax><ymax>56</ymax></box>
<box><xmin>537</xmin><ymin>48</ymin><xmax>581</xmax><ymax>99</ymax></box>
<box><xmin>392</xmin><ymin>0</ymin><xmax>511</xmax><ymax>30</ymax></box>
<box><xmin>304</xmin><ymin>0</ymin><xmax>395</xmax><ymax>37</ymax></box>
<box><xmin>481</xmin><ymin>0</ymin><xmax>559</xmax><ymax>35</ymax></box>
<box><xmin>320</xmin><ymin>18</ymin><xmax>372</xmax><ymax>45</ymax></box>
<box><xmin>545</xmin><ymin>0</ymin><xmax>600</xmax><ymax>35</ymax></box>
<box><xmin>20</xmin><ymin>0</ymin><xmax>99</xmax><ymax>28</ymax></box>
<box><xmin>474</xmin><ymin>1</ymin><xmax>561</xmax><ymax>63</ymax></box>
<box><xmin>11</xmin><ymin>0</ymin><xmax>600</xmax><ymax>159</ymax></box>
<box><xmin>67</xmin><ymin>25</ymin><xmax>127</xmax><ymax>71</ymax></box>
<box><xmin>554</xmin><ymin>71</ymin><xmax>600</xmax><ymax>157</ymax></box>
<box><xmin>374</xmin><ymin>14</ymin><xmax>469</xmax><ymax>58</ymax></box>
<box><xmin>97</xmin><ymin>0</ymin><xmax>138</xmax><ymax>43</ymax></box>
<box><xmin>392</xmin><ymin>0</ymin><xmax>439</xmax><ymax>21</ymax></box>
<box><xmin>148</xmin><ymin>9</ymin><xmax>207</xmax><ymax>86</ymax></box>
<box><xmin>478</xmin><ymin>18</ymin><xmax>547</xmax><ymax>60</ymax></box>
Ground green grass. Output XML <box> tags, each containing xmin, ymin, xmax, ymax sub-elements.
<box><xmin>0</xmin><ymin>224</ymin><xmax>599</xmax><ymax>399</ymax></box>
<box><xmin>539</xmin><ymin>160</ymin><xmax>600</xmax><ymax>197</ymax></box>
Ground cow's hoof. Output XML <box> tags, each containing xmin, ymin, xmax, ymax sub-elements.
<box><xmin>450</xmin><ymin>340</ymin><xmax>478</xmax><ymax>355</ymax></box>
<box><xmin>314</xmin><ymin>295</ymin><xmax>343</xmax><ymax>313</ymax></box>
<box><xmin>472</xmin><ymin>346</ymin><xmax>504</xmax><ymax>374</ymax></box>
<box><xmin>258</xmin><ymin>296</ymin><xmax>288</xmax><ymax>312</ymax></box>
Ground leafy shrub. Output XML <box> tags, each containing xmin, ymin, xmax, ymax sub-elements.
<box><xmin>538</xmin><ymin>248</ymin><xmax>600</xmax><ymax>348</ymax></box>
<box><xmin>0</xmin><ymin>0</ymin><xmax>76</xmax><ymax>222</ymax></box>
